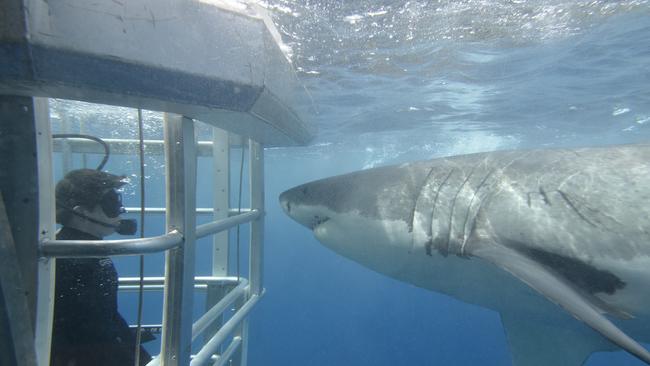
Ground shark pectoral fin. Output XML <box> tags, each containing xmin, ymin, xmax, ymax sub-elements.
<box><xmin>501</xmin><ymin>312</ymin><xmax>612</xmax><ymax>366</ymax></box>
<box><xmin>472</xmin><ymin>245</ymin><xmax>650</xmax><ymax>365</ymax></box>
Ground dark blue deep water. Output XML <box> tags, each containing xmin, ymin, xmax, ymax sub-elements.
<box><xmin>51</xmin><ymin>1</ymin><xmax>650</xmax><ymax>365</ymax></box>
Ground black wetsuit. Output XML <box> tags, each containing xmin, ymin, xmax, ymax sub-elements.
<box><xmin>51</xmin><ymin>227</ymin><xmax>152</xmax><ymax>366</ymax></box>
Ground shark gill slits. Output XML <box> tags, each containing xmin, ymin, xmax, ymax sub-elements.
<box><xmin>556</xmin><ymin>190</ymin><xmax>597</xmax><ymax>227</ymax></box>
<box><xmin>526</xmin><ymin>187</ymin><xmax>552</xmax><ymax>208</ymax></box>
<box><xmin>539</xmin><ymin>187</ymin><xmax>551</xmax><ymax>205</ymax></box>
<box><xmin>425</xmin><ymin>240</ymin><xmax>433</xmax><ymax>256</ymax></box>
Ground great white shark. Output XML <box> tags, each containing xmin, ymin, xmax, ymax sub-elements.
<box><xmin>279</xmin><ymin>144</ymin><xmax>650</xmax><ymax>366</ymax></box>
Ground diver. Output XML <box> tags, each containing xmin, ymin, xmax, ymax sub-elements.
<box><xmin>50</xmin><ymin>168</ymin><xmax>151</xmax><ymax>366</ymax></box>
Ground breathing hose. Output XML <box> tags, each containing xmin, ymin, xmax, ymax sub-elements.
<box><xmin>51</xmin><ymin>133</ymin><xmax>110</xmax><ymax>171</ymax></box>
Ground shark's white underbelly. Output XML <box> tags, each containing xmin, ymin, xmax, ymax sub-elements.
<box><xmin>314</xmin><ymin>210</ymin><xmax>650</xmax><ymax>343</ymax></box>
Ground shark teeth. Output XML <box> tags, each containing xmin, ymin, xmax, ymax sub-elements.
<box><xmin>309</xmin><ymin>215</ymin><xmax>330</xmax><ymax>230</ymax></box>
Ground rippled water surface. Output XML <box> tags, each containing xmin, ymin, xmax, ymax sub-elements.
<box><xmin>265</xmin><ymin>0</ymin><xmax>650</xmax><ymax>166</ymax></box>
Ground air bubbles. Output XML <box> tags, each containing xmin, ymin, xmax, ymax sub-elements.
<box><xmin>612</xmin><ymin>107</ymin><xmax>630</xmax><ymax>116</ymax></box>
<box><xmin>344</xmin><ymin>14</ymin><xmax>363</xmax><ymax>25</ymax></box>
<box><xmin>635</xmin><ymin>115</ymin><xmax>650</xmax><ymax>125</ymax></box>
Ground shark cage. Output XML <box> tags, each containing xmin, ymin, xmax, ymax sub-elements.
<box><xmin>0</xmin><ymin>0</ymin><xmax>315</xmax><ymax>365</ymax></box>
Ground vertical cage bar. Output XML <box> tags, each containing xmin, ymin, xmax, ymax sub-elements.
<box><xmin>235</xmin><ymin>313</ymin><xmax>249</xmax><ymax>366</ymax></box>
<box><xmin>59</xmin><ymin>111</ymin><xmax>72</xmax><ymax>174</ymax></box>
<box><xmin>240</xmin><ymin>139</ymin><xmax>264</xmax><ymax>366</ymax></box>
<box><xmin>211</xmin><ymin>128</ymin><xmax>230</xmax><ymax>277</ymax></box>
<box><xmin>34</xmin><ymin>97</ymin><xmax>55</xmax><ymax>366</ymax></box>
<box><xmin>0</xmin><ymin>95</ymin><xmax>45</xmax><ymax>366</ymax></box>
<box><xmin>78</xmin><ymin>118</ymin><xmax>88</xmax><ymax>168</ymax></box>
<box><xmin>248</xmin><ymin>139</ymin><xmax>264</xmax><ymax>295</ymax></box>
<box><xmin>204</xmin><ymin>127</ymin><xmax>230</xmax><ymax>350</ymax></box>
<box><xmin>161</xmin><ymin>114</ymin><xmax>197</xmax><ymax>366</ymax></box>
<box><xmin>228</xmin><ymin>135</ymin><xmax>245</xmax><ymax>366</ymax></box>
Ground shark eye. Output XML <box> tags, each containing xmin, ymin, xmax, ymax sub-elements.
<box><xmin>301</xmin><ymin>187</ymin><xmax>308</xmax><ymax>195</ymax></box>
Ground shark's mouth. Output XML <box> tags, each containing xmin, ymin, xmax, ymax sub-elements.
<box><xmin>309</xmin><ymin>215</ymin><xmax>330</xmax><ymax>230</ymax></box>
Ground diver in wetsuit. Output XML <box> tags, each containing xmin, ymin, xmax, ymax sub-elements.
<box><xmin>51</xmin><ymin>169</ymin><xmax>151</xmax><ymax>366</ymax></box>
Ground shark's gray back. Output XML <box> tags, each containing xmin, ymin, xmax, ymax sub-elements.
<box><xmin>407</xmin><ymin>144</ymin><xmax>650</xmax><ymax>261</ymax></box>
<box><xmin>478</xmin><ymin>144</ymin><xmax>650</xmax><ymax>260</ymax></box>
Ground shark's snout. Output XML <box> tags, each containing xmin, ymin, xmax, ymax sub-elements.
<box><xmin>279</xmin><ymin>187</ymin><xmax>307</xmax><ymax>227</ymax></box>
<box><xmin>279</xmin><ymin>187</ymin><xmax>303</xmax><ymax>217</ymax></box>
<box><xmin>279</xmin><ymin>186</ymin><xmax>331</xmax><ymax>230</ymax></box>
<box><xmin>279</xmin><ymin>191</ymin><xmax>291</xmax><ymax>214</ymax></box>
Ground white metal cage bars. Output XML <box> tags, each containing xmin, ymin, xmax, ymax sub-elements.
<box><xmin>208</xmin><ymin>128</ymin><xmax>230</xmax><ymax>358</ymax></box>
<box><xmin>123</xmin><ymin>208</ymin><xmax>250</xmax><ymax>215</ymax></box>
<box><xmin>44</xmin><ymin>118</ymin><xmax>266</xmax><ymax>366</ymax></box>
<box><xmin>164</xmin><ymin>140</ymin><xmax>267</xmax><ymax>366</ymax></box>
<box><xmin>41</xmin><ymin>231</ymin><xmax>183</xmax><ymax>258</ymax></box>
<box><xmin>237</xmin><ymin>139</ymin><xmax>265</xmax><ymax>366</ymax></box>
<box><xmin>51</xmin><ymin>137</ymin><xmax>247</xmax><ymax>157</ymax></box>
<box><xmin>39</xmin><ymin>209</ymin><xmax>259</xmax><ymax>258</ymax></box>
<box><xmin>160</xmin><ymin>114</ymin><xmax>197</xmax><ymax>366</ymax></box>
<box><xmin>118</xmin><ymin>276</ymin><xmax>241</xmax><ymax>292</ymax></box>
<box><xmin>248</xmin><ymin>139</ymin><xmax>264</xmax><ymax>297</ymax></box>
<box><xmin>196</xmin><ymin>210</ymin><xmax>260</xmax><ymax>239</ymax></box>
<box><xmin>191</xmin><ymin>279</ymin><xmax>248</xmax><ymax>342</ymax></box>
<box><xmin>0</xmin><ymin>97</ymin><xmax>60</xmax><ymax>365</ymax></box>
<box><xmin>190</xmin><ymin>292</ymin><xmax>261</xmax><ymax>366</ymax></box>
<box><xmin>211</xmin><ymin>128</ymin><xmax>230</xmax><ymax>279</ymax></box>
<box><xmin>212</xmin><ymin>336</ymin><xmax>242</xmax><ymax>366</ymax></box>
<box><xmin>35</xmin><ymin>97</ymin><xmax>56</xmax><ymax>366</ymax></box>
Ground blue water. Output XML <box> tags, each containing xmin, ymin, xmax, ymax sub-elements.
<box><xmin>254</xmin><ymin>2</ymin><xmax>650</xmax><ymax>365</ymax></box>
<box><xmin>51</xmin><ymin>1</ymin><xmax>650</xmax><ymax>365</ymax></box>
